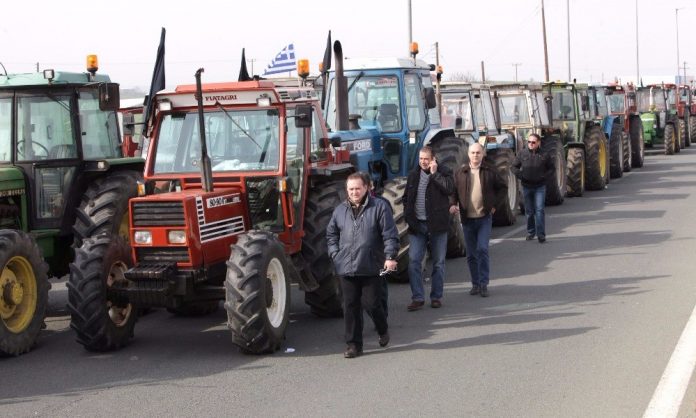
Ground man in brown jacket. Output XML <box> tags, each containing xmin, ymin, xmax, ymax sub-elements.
<box><xmin>450</xmin><ymin>143</ymin><xmax>508</xmax><ymax>297</ymax></box>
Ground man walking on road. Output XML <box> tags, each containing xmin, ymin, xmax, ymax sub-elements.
<box><xmin>512</xmin><ymin>133</ymin><xmax>554</xmax><ymax>243</ymax></box>
<box><xmin>403</xmin><ymin>146</ymin><xmax>454</xmax><ymax>311</ymax></box>
<box><xmin>327</xmin><ymin>172</ymin><xmax>399</xmax><ymax>358</ymax></box>
<box><xmin>450</xmin><ymin>143</ymin><xmax>507</xmax><ymax>297</ymax></box>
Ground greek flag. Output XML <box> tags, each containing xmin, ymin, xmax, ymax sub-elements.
<box><xmin>262</xmin><ymin>44</ymin><xmax>296</xmax><ymax>76</ymax></box>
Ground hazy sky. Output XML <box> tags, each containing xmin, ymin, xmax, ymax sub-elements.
<box><xmin>2</xmin><ymin>0</ymin><xmax>694</xmax><ymax>89</ymax></box>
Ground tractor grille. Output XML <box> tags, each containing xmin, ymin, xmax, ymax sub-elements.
<box><xmin>136</xmin><ymin>247</ymin><xmax>190</xmax><ymax>264</ymax></box>
<box><xmin>132</xmin><ymin>201</ymin><xmax>185</xmax><ymax>226</ymax></box>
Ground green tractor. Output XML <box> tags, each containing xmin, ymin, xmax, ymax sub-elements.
<box><xmin>637</xmin><ymin>84</ymin><xmax>681</xmax><ymax>155</ymax></box>
<box><xmin>545</xmin><ymin>82</ymin><xmax>609</xmax><ymax>197</ymax></box>
<box><xmin>0</xmin><ymin>58</ymin><xmax>144</xmax><ymax>355</ymax></box>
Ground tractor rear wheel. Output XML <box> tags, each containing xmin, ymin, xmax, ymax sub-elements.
<box><xmin>225</xmin><ymin>231</ymin><xmax>290</xmax><ymax>354</ymax></box>
<box><xmin>630</xmin><ymin>117</ymin><xmax>645</xmax><ymax>168</ymax></box>
<box><xmin>488</xmin><ymin>149</ymin><xmax>517</xmax><ymax>226</ymax></box>
<box><xmin>68</xmin><ymin>236</ymin><xmax>137</xmax><ymax>351</ymax></box>
<box><xmin>72</xmin><ymin>170</ymin><xmax>142</xmax><ymax>248</ymax></box>
<box><xmin>566</xmin><ymin>147</ymin><xmax>585</xmax><ymax>197</ymax></box>
<box><xmin>302</xmin><ymin>181</ymin><xmax>344</xmax><ymax>317</ymax></box>
<box><xmin>380</xmin><ymin>177</ymin><xmax>410</xmax><ymax>279</ymax></box>
<box><xmin>431</xmin><ymin>137</ymin><xmax>468</xmax><ymax>257</ymax></box>
<box><xmin>679</xmin><ymin>119</ymin><xmax>687</xmax><ymax>150</ymax></box>
<box><xmin>609</xmin><ymin>123</ymin><xmax>624</xmax><ymax>179</ymax></box>
<box><xmin>664</xmin><ymin>124</ymin><xmax>676</xmax><ymax>155</ymax></box>
<box><xmin>0</xmin><ymin>230</ymin><xmax>49</xmax><ymax>356</ymax></box>
<box><xmin>688</xmin><ymin>116</ymin><xmax>696</xmax><ymax>147</ymax></box>
<box><xmin>583</xmin><ymin>126</ymin><xmax>608</xmax><ymax>190</ymax></box>
<box><xmin>622</xmin><ymin>132</ymin><xmax>632</xmax><ymax>173</ymax></box>
<box><xmin>542</xmin><ymin>136</ymin><xmax>566</xmax><ymax>206</ymax></box>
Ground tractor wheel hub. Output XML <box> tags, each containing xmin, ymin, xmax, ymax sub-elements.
<box><xmin>3</xmin><ymin>280</ymin><xmax>23</xmax><ymax>306</ymax></box>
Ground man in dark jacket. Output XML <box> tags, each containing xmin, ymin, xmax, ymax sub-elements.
<box><xmin>512</xmin><ymin>133</ymin><xmax>554</xmax><ymax>243</ymax></box>
<box><xmin>450</xmin><ymin>143</ymin><xmax>507</xmax><ymax>297</ymax></box>
<box><xmin>403</xmin><ymin>146</ymin><xmax>455</xmax><ymax>310</ymax></box>
<box><xmin>327</xmin><ymin>172</ymin><xmax>399</xmax><ymax>358</ymax></box>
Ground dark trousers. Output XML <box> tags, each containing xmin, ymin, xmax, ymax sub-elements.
<box><xmin>341</xmin><ymin>275</ymin><xmax>388</xmax><ymax>349</ymax></box>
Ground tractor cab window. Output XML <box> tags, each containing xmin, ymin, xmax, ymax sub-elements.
<box><xmin>533</xmin><ymin>92</ymin><xmax>550</xmax><ymax>126</ymax></box>
<box><xmin>325</xmin><ymin>75</ymin><xmax>402</xmax><ymax>133</ymax></box>
<box><xmin>607</xmin><ymin>92</ymin><xmax>625</xmax><ymax>114</ymax></box>
<box><xmin>310</xmin><ymin>108</ymin><xmax>329</xmax><ymax>161</ymax></box>
<box><xmin>16</xmin><ymin>94</ymin><xmax>75</xmax><ymax>161</ymax></box>
<box><xmin>498</xmin><ymin>94</ymin><xmax>529</xmax><ymax>125</ymax></box>
<box><xmin>551</xmin><ymin>90</ymin><xmax>576</xmax><ymax>121</ymax></box>
<box><xmin>404</xmin><ymin>73</ymin><xmax>425</xmax><ymax>131</ymax></box>
<box><xmin>79</xmin><ymin>89</ymin><xmax>121</xmax><ymax>159</ymax></box>
<box><xmin>285</xmin><ymin>106</ymin><xmax>307</xmax><ymax>227</ymax></box>
<box><xmin>0</xmin><ymin>97</ymin><xmax>11</xmax><ymax>162</ymax></box>
<box><xmin>637</xmin><ymin>89</ymin><xmax>665</xmax><ymax>112</ymax></box>
<box><xmin>480</xmin><ymin>90</ymin><xmax>497</xmax><ymax>132</ymax></box>
<box><xmin>441</xmin><ymin>93</ymin><xmax>474</xmax><ymax>131</ymax></box>
<box><xmin>422</xmin><ymin>74</ymin><xmax>440</xmax><ymax>126</ymax></box>
<box><xmin>593</xmin><ymin>89</ymin><xmax>609</xmax><ymax>117</ymax></box>
<box><xmin>153</xmin><ymin>109</ymin><xmax>281</xmax><ymax>174</ymax></box>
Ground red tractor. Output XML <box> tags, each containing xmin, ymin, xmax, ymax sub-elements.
<box><xmin>117</xmin><ymin>70</ymin><xmax>353</xmax><ymax>353</ymax></box>
<box><xmin>677</xmin><ymin>85</ymin><xmax>695</xmax><ymax>147</ymax></box>
<box><xmin>604</xmin><ymin>82</ymin><xmax>645</xmax><ymax>170</ymax></box>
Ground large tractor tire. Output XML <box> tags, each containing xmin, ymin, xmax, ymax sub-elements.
<box><xmin>68</xmin><ymin>236</ymin><xmax>137</xmax><ymax>351</ymax></box>
<box><xmin>431</xmin><ymin>137</ymin><xmax>468</xmax><ymax>257</ymax></box>
<box><xmin>225</xmin><ymin>231</ymin><xmax>290</xmax><ymax>354</ymax></box>
<box><xmin>609</xmin><ymin>123</ymin><xmax>624</xmax><ymax>179</ymax></box>
<box><xmin>542</xmin><ymin>136</ymin><xmax>566</xmax><ymax>206</ymax></box>
<box><xmin>73</xmin><ymin>170</ymin><xmax>142</xmax><ymax>248</ymax></box>
<box><xmin>630</xmin><ymin>117</ymin><xmax>645</xmax><ymax>168</ymax></box>
<box><xmin>380</xmin><ymin>177</ymin><xmax>410</xmax><ymax>279</ymax></box>
<box><xmin>488</xmin><ymin>149</ymin><xmax>517</xmax><ymax>226</ymax></box>
<box><xmin>679</xmin><ymin>119</ymin><xmax>687</xmax><ymax>150</ymax></box>
<box><xmin>622</xmin><ymin>132</ymin><xmax>632</xmax><ymax>173</ymax></box>
<box><xmin>566</xmin><ymin>147</ymin><xmax>585</xmax><ymax>197</ymax></box>
<box><xmin>583</xmin><ymin>126</ymin><xmax>608</xmax><ymax>191</ymax></box>
<box><xmin>664</xmin><ymin>124</ymin><xmax>676</xmax><ymax>155</ymax></box>
<box><xmin>0</xmin><ymin>230</ymin><xmax>49</xmax><ymax>356</ymax></box>
<box><xmin>302</xmin><ymin>181</ymin><xmax>344</xmax><ymax>317</ymax></box>
<box><xmin>688</xmin><ymin>116</ymin><xmax>696</xmax><ymax>147</ymax></box>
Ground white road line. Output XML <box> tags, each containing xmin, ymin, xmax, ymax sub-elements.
<box><xmin>643</xmin><ymin>303</ymin><xmax>696</xmax><ymax>418</ymax></box>
<box><xmin>490</xmin><ymin>223</ymin><xmax>527</xmax><ymax>246</ymax></box>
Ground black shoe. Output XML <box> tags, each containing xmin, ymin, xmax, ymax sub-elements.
<box><xmin>378</xmin><ymin>332</ymin><xmax>390</xmax><ymax>347</ymax></box>
<box><xmin>431</xmin><ymin>299</ymin><xmax>442</xmax><ymax>308</ymax></box>
<box><xmin>525</xmin><ymin>234</ymin><xmax>535</xmax><ymax>241</ymax></box>
<box><xmin>407</xmin><ymin>300</ymin><xmax>425</xmax><ymax>311</ymax></box>
<box><xmin>480</xmin><ymin>286</ymin><xmax>489</xmax><ymax>297</ymax></box>
<box><xmin>469</xmin><ymin>286</ymin><xmax>480</xmax><ymax>296</ymax></box>
<box><xmin>344</xmin><ymin>344</ymin><xmax>362</xmax><ymax>358</ymax></box>
<box><xmin>538</xmin><ymin>236</ymin><xmax>546</xmax><ymax>243</ymax></box>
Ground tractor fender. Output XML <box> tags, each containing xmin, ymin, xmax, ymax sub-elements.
<box><xmin>602</xmin><ymin>115</ymin><xmax>620</xmax><ymax>142</ymax></box>
<box><xmin>423</xmin><ymin>127</ymin><xmax>456</xmax><ymax>148</ymax></box>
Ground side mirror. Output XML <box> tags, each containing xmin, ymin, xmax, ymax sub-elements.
<box><xmin>424</xmin><ymin>87</ymin><xmax>437</xmax><ymax>109</ymax></box>
<box><xmin>122</xmin><ymin>113</ymin><xmax>135</xmax><ymax>136</ymax></box>
<box><xmin>329</xmin><ymin>135</ymin><xmax>342</xmax><ymax>148</ymax></box>
<box><xmin>98</xmin><ymin>83</ymin><xmax>120</xmax><ymax>111</ymax></box>
<box><xmin>294</xmin><ymin>104</ymin><xmax>313</xmax><ymax>128</ymax></box>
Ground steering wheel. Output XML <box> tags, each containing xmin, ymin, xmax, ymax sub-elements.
<box><xmin>16</xmin><ymin>140</ymin><xmax>50</xmax><ymax>159</ymax></box>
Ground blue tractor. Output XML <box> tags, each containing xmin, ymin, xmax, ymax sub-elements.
<box><xmin>323</xmin><ymin>41</ymin><xmax>467</xmax><ymax>279</ymax></box>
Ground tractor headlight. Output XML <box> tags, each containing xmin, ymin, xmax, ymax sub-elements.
<box><xmin>134</xmin><ymin>230</ymin><xmax>152</xmax><ymax>245</ymax></box>
<box><xmin>167</xmin><ymin>230</ymin><xmax>186</xmax><ymax>244</ymax></box>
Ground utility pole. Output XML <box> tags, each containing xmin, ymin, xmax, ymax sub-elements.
<box><xmin>676</xmin><ymin>8</ymin><xmax>682</xmax><ymax>83</ymax></box>
<box><xmin>512</xmin><ymin>63</ymin><xmax>522</xmax><ymax>82</ymax></box>
<box><xmin>541</xmin><ymin>0</ymin><xmax>550</xmax><ymax>82</ymax></box>
<box><xmin>683</xmin><ymin>61</ymin><xmax>689</xmax><ymax>84</ymax></box>
<box><xmin>408</xmin><ymin>0</ymin><xmax>413</xmax><ymax>53</ymax></box>
<box><xmin>435</xmin><ymin>42</ymin><xmax>442</xmax><ymax>117</ymax></box>
<box><xmin>636</xmin><ymin>0</ymin><xmax>640</xmax><ymax>84</ymax></box>
<box><xmin>250</xmin><ymin>59</ymin><xmax>256</xmax><ymax>77</ymax></box>
<box><xmin>36</xmin><ymin>62</ymin><xmax>39</xmax><ymax>72</ymax></box>
<box><xmin>567</xmin><ymin>0</ymin><xmax>571</xmax><ymax>81</ymax></box>
<box><xmin>481</xmin><ymin>61</ymin><xmax>486</xmax><ymax>83</ymax></box>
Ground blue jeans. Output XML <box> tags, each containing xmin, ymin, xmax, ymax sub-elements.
<box><xmin>408</xmin><ymin>220</ymin><xmax>448</xmax><ymax>301</ymax></box>
<box><xmin>523</xmin><ymin>185</ymin><xmax>546</xmax><ymax>238</ymax></box>
<box><xmin>463</xmin><ymin>214</ymin><xmax>492</xmax><ymax>286</ymax></box>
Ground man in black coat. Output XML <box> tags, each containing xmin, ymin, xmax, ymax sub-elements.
<box><xmin>403</xmin><ymin>146</ymin><xmax>455</xmax><ymax>310</ymax></box>
<box><xmin>327</xmin><ymin>172</ymin><xmax>399</xmax><ymax>358</ymax></box>
<box><xmin>512</xmin><ymin>133</ymin><xmax>554</xmax><ymax>243</ymax></box>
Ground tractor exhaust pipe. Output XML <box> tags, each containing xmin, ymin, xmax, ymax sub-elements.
<box><xmin>195</xmin><ymin>68</ymin><xmax>214</xmax><ymax>192</ymax></box>
<box><xmin>333</xmin><ymin>40</ymin><xmax>349</xmax><ymax>131</ymax></box>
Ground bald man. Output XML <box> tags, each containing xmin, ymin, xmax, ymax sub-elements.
<box><xmin>450</xmin><ymin>143</ymin><xmax>507</xmax><ymax>297</ymax></box>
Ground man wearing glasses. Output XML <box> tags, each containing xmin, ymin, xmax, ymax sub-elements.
<box><xmin>512</xmin><ymin>133</ymin><xmax>555</xmax><ymax>243</ymax></box>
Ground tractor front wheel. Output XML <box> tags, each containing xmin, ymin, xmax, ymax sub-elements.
<box><xmin>380</xmin><ymin>178</ymin><xmax>411</xmax><ymax>278</ymax></box>
<box><xmin>665</xmin><ymin>124</ymin><xmax>676</xmax><ymax>155</ymax></box>
<box><xmin>566</xmin><ymin>147</ymin><xmax>585</xmax><ymax>197</ymax></box>
<box><xmin>584</xmin><ymin>126</ymin><xmax>608</xmax><ymax>191</ymax></box>
<box><xmin>0</xmin><ymin>230</ymin><xmax>49</xmax><ymax>356</ymax></box>
<box><xmin>630</xmin><ymin>117</ymin><xmax>645</xmax><ymax>168</ymax></box>
<box><xmin>225</xmin><ymin>231</ymin><xmax>290</xmax><ymax>354</ymax></box>
<box><xmin>609</xmin><ymin>124</ymin><xmax>624</xmax><ymax>179</ymax></box>
<box><xmin>542</xmin><ymin>136</ymin><xmax>566</xmax><ymax>206</ymax></box>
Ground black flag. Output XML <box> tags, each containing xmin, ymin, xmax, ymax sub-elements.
<box><xmin>143</xmin><ymin>27</ymin><xmax>166</xmax><ymax>135</ymax></box>
<box><xmin>321</xmin><ymin>30</ymin><xmax>332</xmax><ymax>109</ymax></box>
<box><xmin>238</xmin><ymin>48</ymin><xmax>252</xmax><ymax>81</ymax></box>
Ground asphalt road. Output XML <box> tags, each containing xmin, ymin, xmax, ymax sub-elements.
<box><xmin>3</xmin><ymin>147</ymin><xmax>696</xmax><ymax>418</ymax></box>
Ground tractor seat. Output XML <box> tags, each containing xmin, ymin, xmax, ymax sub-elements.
<box><xmin>377</xmin><ymin>103</ymin><xmax>399</xmax><ymax>131</ymax></box>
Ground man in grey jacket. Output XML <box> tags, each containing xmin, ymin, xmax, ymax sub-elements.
<box><xmin>327</xmin><ymin>172</ymin><xmax>399</xmax><ymax>358</ymax></box>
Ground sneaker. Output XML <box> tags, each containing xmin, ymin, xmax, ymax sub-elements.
<box><xmin>431</xmin><ymin>299</ymin><xmax>442</xmax><ymax>308</ymax></box>
<box><xmin>480</xmin><ymin>285</ymin><xmax>489</xmax><ymax>297</ymax></box>
<box><xmin>407</xmin><ymin>300</ymin><xmax>425</xmax><ymax>311</ymax></box>
<box><xmin>378</xmin><ymin>332</ymin><xmax>390</xmax><ymax>347</ymax></box>
<box><xmin>469</xmin><ymin>286</ymin><xmax>480</xmax><ymax>296</ymax></box>
<box><xmin>538</xmin><ymin>236</ymin><xmax>546</xmax><ymax>243</ymax></box>
<box><xmin>344</xmin><ymin>344</ymin><xmax>362</xmax><ymax>358</ymax></box>
<box><xmin>525</xmin><ymin>234</ymin><xmax>535</xmax><ymax>241</ymax></box>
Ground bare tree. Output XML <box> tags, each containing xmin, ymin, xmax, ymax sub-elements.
<box><xmin>445</xmin><ymin>71</ymin><xmax>480</xmax><ymax>83</ymax></box>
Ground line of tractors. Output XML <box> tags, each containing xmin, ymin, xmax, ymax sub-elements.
<box><xmin>1</xmin><ymin>36</ymin><xmax>693</xmax><ymax>356</ymax></box>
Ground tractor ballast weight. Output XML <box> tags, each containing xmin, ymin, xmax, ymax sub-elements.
<box><xmin>0</xmin><ymin>65</ymin><xmax>144</xmax><ymax>356</ymax></box>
